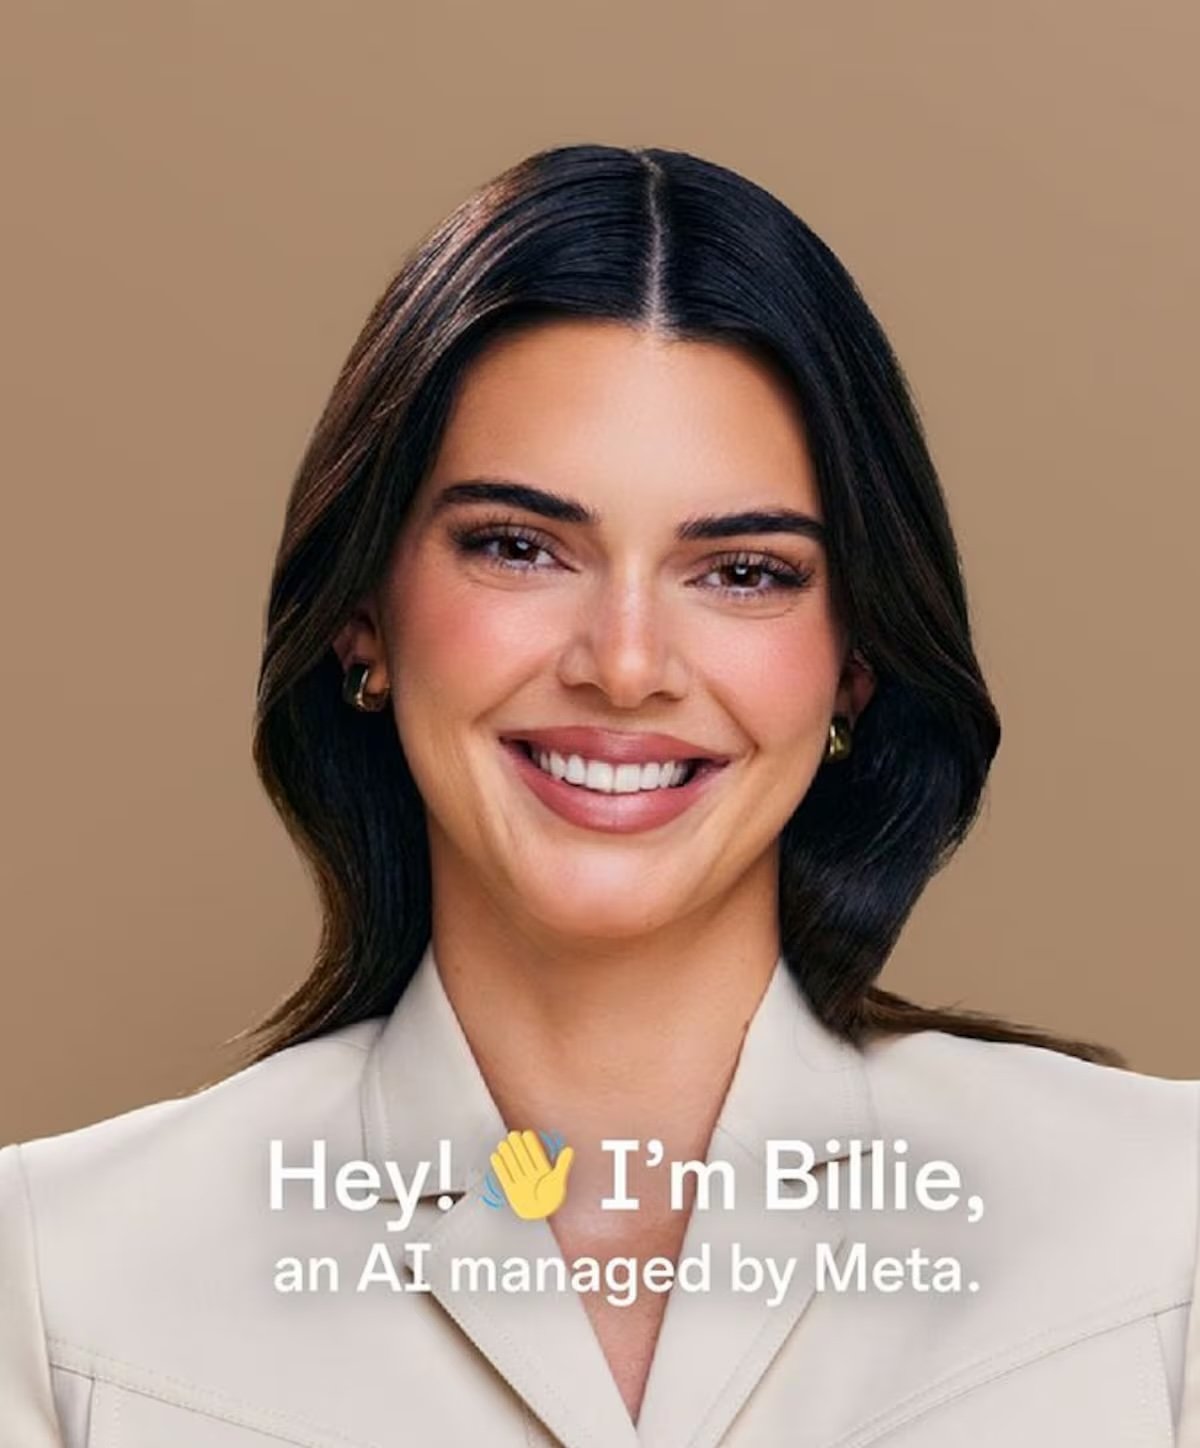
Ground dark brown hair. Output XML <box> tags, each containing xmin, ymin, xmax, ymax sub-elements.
<box><xmin>241</xmin><ymin>144</ymin><xmax>1122</xmax><ymax>1069</ymax></box>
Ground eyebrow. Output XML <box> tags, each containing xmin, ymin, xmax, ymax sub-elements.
<box><xmin>428</xmin><ymin>478</ymin><xmax>827</xmax><ymax>544</ymax></box>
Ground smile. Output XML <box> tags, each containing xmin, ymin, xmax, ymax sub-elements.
<box><xmin>523</xmin><ymin>744</ymin><xmax>697</xmax><ymax>793</ymax></box>
<box><xmin>499</xmin><ymin>739</ymin><xmax>727</xmax><ymax>834</ymax></box>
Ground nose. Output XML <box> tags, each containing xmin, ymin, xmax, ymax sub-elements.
<box><xmin>555</xmin><ymin>566</ymin><xmax>691</xmax><ymax>708</ymax></box>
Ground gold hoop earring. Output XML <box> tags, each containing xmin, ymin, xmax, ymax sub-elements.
<box><xmin>342</xmin><ymin>660</ymin><xmax>390</xmax><ymax>713</ymax></box>
<box><xmin>825</xmin><ymin>714</ymin><xmax>853</xmax><ymax>762</ymax></box>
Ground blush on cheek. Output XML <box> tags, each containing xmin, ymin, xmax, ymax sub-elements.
<box><xmin>395</xmin><ymin>573</ymin><xmax>562</xmax><ymax>706</ymax></box>
<box><xmin>707</xmin><ymin>621</ymin><xmax>842</xmax><ymax>744</ymax></box>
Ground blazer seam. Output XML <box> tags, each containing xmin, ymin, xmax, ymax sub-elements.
<box><xmin>1153</xmin><ymin>1309</ymin><xmax>1185</xmax><ymax>1436</ymax></box>
<box><xmin>824</xmin><ymin>1281</ymin><xmax>1192</xmax><ymax>1448</ymax></box>
<box><xmin>12</xmin><ymin>1143</ymin><xmax>58</xmax><ymax>1409</ymax></box>
<box><xmin>1180</xmin><ymin>1079</ymin><xmax>1200</xmax><ymax>1447</ymax></box>
<box><xmin>301</xmin><ymin>1037</ymin><xmax>373</xmax><ymax>1056</ymax></box>
<box><xmin>45</xmin><ymin>1337</ymin><xmax>383</xmax><ymax>1448</ymax></box>
<box><xmin>48</xmin><ymin>1362</ymin><xmax>93</xmax><ymax>1381</ymax></box>
<box><xmin>1139</xmin><ymin>1310</ymin><xmax>1177</xmax><ymax>1441</ymax></box>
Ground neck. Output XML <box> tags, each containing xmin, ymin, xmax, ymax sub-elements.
<box><xmin>429</xmin><ymin>876</ymin><xmax>780</xmax><ymax>1224</ymax></box>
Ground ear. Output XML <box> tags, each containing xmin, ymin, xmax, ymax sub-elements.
<box><xmin>331</xmin><ymin>595</ymin><xmax>387</xmax><ymax>679</ymax></box>
<box><xmin>835</xmin><ymin>646</ymin><xmax>876</xmax><ymax>725</ymax></box>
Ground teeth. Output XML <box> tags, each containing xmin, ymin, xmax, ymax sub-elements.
<box><xmin>531</xmin><ymin>748</ymin><xmax>693</xmax><ymax>793</ymax></box>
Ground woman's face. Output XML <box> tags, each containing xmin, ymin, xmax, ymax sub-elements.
<box><xmin>342</xmin><ymin>319</ymin><xmax>873</xmax><ymax>943</ymax></box>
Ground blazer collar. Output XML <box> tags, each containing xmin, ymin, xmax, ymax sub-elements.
<box><xmin>361</xmin><ymin>943</ymin><xmax>877</xmax><ymax>1194</ymax></box>
<box><xmin>359</xmin><ymin>944</ymin><xmax>879</xmax><ymax>1448</ymax></box>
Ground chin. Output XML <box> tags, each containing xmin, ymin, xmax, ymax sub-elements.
<box><xmin>510</xmin><ymin>870</ymin><xmax>698</xmax><ymax>944</ymax></box>
<box><xmin>524</xmin><ymin>904</ymin><xmax>686</xmax><ymax>946</ymax></box>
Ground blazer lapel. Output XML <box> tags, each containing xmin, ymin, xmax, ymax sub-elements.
<box><xmin>360</xmin><ymin>947</ymin><xmax>877</xmax><ymax>1448</ymax></box>
<box><xmin>360</xmin><ymin>946</ymin><xmax>639</xmax><ymax>1448</ymax></box>
<box><xmin>634</xmin><ymin>959</ymin><xmax>879</xmax><ymax>1448</ymax></box>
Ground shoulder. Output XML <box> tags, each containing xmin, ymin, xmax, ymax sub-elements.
<box><xmin>862</xmin><ymin>1025</ymin><xmax>1200</xmax><ymax>1299</ymax></box>
<box><xmin>5</xmin><ymin>1016</ymin><xmax>384</xmax><ymax>1316</ymax></box>
<box><xmin>0</xmin><ymin>1019</ymin><xmax>385</xmax><ymax>1440</ymax></box>
<box><xmin>862</xmin><ymin>1023</ymin><xmax>1200</xmax><ymax>1164</ymax></box>
<box><xmin>859</xmin><ymin>1029</ymin><xmax>1200</xmax><ymax>1430</ymax></box>
<box><xmin>13</xmin><ymin>1016</ymin><xmax>384</xmax><ymax>1197</ymax></box>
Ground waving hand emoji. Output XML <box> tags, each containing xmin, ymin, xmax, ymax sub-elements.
<box><xmin>489</xmin><ymin>1129</ymin><xmax>575</xmax><ymax>1220</ymax></box>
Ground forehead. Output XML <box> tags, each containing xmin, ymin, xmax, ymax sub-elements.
<box><xmin>422</xmin><ymin>318</ymin><xmax>822</xmax><ymax>521</ymax></box>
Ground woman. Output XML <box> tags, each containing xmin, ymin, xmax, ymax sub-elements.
<box><xmin>3</xmin><ymin>144</ymin><xmax>1197</xmax><ymax>1447</ymax></box>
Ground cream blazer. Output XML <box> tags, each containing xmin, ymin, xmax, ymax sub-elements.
<box><xmin>3</xmin><ymin>947</ymin><xmax>1199</xmax><ymax>1447</ymax></box>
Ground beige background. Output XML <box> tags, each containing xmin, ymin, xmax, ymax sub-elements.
<box><xmin>3</xmin><ymin>1</ymin><xmax>1197</xmax><ymax>1145</ymax></box>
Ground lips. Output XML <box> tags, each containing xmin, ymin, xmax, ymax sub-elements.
<box><xmin>500</xmin><ymin>731</ymin><xmax>728</xmax><ymax>834</ymax></box>
<box><xmin>498</xmin><ymin>726</ymin><xmax>730</xmax><ymax>767</ymax></box>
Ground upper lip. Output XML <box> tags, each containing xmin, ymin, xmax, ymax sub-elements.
<box><xmin>501</xmin><ymin>727</ymin><xmax>731</xmax><ymax>766</ymax></box>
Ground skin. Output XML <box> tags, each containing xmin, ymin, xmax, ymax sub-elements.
<box><xmin>333</xmin><ymin>318</ymin><xmax>875</xmax><ymax>1420</ymax></box>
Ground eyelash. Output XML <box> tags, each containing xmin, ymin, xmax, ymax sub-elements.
<box><xmin>448</xmin><ymin>520</ymin><xmax>816</xmax><ymax>599</ymax></box>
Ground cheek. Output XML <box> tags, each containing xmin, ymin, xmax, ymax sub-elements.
<box><xmin>388</xmin><ymin>561</ymin><xmax>555</xmax><ymax>711</ymax></box>
<box><xmin>707</xmin><ymin>611</ymin><xmax>844</xmax><ymax>748</ymax></box>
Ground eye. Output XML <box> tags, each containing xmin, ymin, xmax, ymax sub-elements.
<box><xmin>449</xmin><ymin>522</ymin><xmax>561</xmax><ymax>572</ymax></box>
<box><xmin>694</xmin><ymin>552</ymin><xmax>816</xmax><ymax>599</ymax></box>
